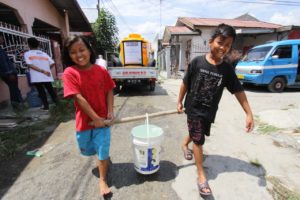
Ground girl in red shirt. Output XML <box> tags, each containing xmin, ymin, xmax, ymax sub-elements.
<box><xmin>63</xmin><ymin>35</ymin><xmax>115</xmax><ymax>197</ymax></box>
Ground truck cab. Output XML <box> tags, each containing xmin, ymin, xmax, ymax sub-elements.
<box><xmin>235</xmin><ymin>40</ymin><xmax>300</xmax><ymax>92</ymax></box>
<box><xmin>108</xmin><ymin>33</ymin><xmax>157</xmax><ymax>92</ymax></box>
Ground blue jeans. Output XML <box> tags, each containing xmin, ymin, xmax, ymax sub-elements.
<box><xmin>1</xmin><ymin>73</ymin><xmax>23</xmax><ymax>103</ymax></box>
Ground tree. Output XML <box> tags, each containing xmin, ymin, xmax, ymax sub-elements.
<box><xmin>92</xmin><ymin>8</ymin><xmax>119</xmax><ymax>57</ymax></box>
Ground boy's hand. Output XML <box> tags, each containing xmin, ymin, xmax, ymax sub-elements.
<box><xmin>245</xmin><ymin>114</ymin><xmax>254</xmax><ymax>132</ymax></box>
<box><xmin>177</xmin><ymin>102</ymin><xmax>184</xmax><ymax>113</ymax></box>
<box><xmin>8</xmin><ymin>74</ymin><xmax>16</xmax><ymax>81</ymax></box>
<box><xmin>44</xmin><ymin>71</ymin><xmax>51</xmax><ymax>77</ymax></box>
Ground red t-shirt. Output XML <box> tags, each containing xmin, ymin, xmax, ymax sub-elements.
<box><xmin>63</xmin><ymin>65</ymin><xmax>115</xmax><ymax>131</ymax></box>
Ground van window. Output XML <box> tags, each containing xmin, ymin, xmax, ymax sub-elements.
<box><xmin>242</xmin><ymin>46</ymin><xmax>272</xmax><ymax>62</ymax></box>
<box><xmin>272</xmin><ymin>45</ymin><xmax>292</xmax><ymax>59</ymax></box>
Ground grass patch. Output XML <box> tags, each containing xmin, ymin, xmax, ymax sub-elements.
<box><xmin>281</xmin><ymin>108</ymin><xmax>289</xmax><ymax>111</ymax></box>
<box><xmin>293</xmin><ymin>127</ymin><xmax>300</xmax><ymax>133</ymax></box>
<box><xmin>267</xmin><ymin>176</ymin><xmax>300</xmax><ymax>200</ymax></box>
<box><xmin>254</xmin><ymin>115</ymin><xmax>281</xmax><ymax>135</ymax></box>
<box><xmin>0</xmin><ymin>98</ymin><xmax>74</xmax><ymax>160</ymax></box>
<box><xmin>249</xmin><ymin>158</ymin><xmax>262</xmax><ymax>167</ymax></box>
<box><xmin>256</xmin><ymin>122</ymin><xmax>280</xmax><ymax>135</ymax></box>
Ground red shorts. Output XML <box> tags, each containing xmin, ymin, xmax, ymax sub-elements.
<box><xmin>187</xmin><ymin>117</ymin><xmax>211</xmax><ymax>145</ymax></box>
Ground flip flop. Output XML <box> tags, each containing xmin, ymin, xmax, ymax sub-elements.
<box><xmin>197</xmin><ymin>181</ymin><xmax>212</xmax><ymax>196</ymax></box>
<box><xmin>183</xmin><ymin>148</ymin><xmax>193</xmax><ymax>160</ymax></box>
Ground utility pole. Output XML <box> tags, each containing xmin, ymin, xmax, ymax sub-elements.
<box><xmin>159</xmin><ymin>0</ymin><xmax>162</xmax><ymax>38</ymax></box>
<box><xmin>97</xmin><ymin>0</ymin><xmax>100</xmax><ymax>15</ymax></box>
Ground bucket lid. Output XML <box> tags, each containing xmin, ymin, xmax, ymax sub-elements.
<box><xmin>131</xmin><ymin>124</ymin><xmax>163</xmax><ymax>139</ymax></box>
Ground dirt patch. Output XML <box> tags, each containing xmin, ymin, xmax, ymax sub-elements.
<box><xmin>0</xmin><ymin>99</ymin><xmax>74</xmax><ymax>191</ymax></box>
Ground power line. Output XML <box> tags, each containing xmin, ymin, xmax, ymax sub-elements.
<box><xmin>218</xmin><ymin>0</ymin><xmax>300</xmax><ymax>6</ymax></box>
<box><xmin>103</xmin><ymin>0</ymin><xmax>134</xmax><ymax>32</ymax></box>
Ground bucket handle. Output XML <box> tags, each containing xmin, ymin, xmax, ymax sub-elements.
<box><xmin>146</xmin><ymin>113</ymin><xmax>149</xmax><ymax>142</ymax></box>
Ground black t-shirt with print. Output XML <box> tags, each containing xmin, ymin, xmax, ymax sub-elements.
<box><xmin>183</xmin><ymin>55</ymin><xmax>244</xmax><ymax>123</ymax></box>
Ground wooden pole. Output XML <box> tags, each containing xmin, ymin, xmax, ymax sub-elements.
<box><xmin>91</xmin><ymin>109</ymin><xmax>184</xmax><ymax>126</ymax></box>
<box><xmin>114</xmin><ymin>109</ymin><xmax>180</xmax><ymax>124</ymax></box>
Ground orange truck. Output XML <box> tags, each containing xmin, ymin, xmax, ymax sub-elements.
<box><xmin>108</xmin><ymin>33</ymin><xmax>157</xmax><ymax>92</ymax></box>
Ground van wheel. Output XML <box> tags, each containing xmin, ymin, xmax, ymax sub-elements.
<box><xmin>114</xmin><ymin>84</ymin><xmax>121</xmax><ymax>94</ymax></box>
<box><xmin>149</xmin><ymin>81</ymin><xmax>155</xmax><ymax>91</ymax></box>
<box><xmin>268</xmin><ymin>77</ymin><xmax>285</xmax><ymax>92</ymax></box>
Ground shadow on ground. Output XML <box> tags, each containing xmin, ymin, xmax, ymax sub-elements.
<box><xmin>204</xmin><ymin>154</ymin><xmax>267</xmax><ymax>186</ymax></box>
<box><xmin>0</xmin><ymin>99</ymin><xmax>74</xmax><ymax>199</ymax></box>
<box><xmin>92</xmin><ymin>160</ymin><xmax>178</xmax><ymax>188</ymax></box>
<box><xmin>243</xmin><ymin>83</ymin><xmax>300</xmax><ymax>93</ymax></box>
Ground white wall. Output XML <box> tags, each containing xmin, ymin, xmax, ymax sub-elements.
<box><xmin>190</xmin><ymin>28</ymin><xmax>212</xmax><ymax>60</ymax></box>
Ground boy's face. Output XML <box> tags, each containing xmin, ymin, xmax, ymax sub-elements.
<box><xmin>209</xmin><ymin>35</ymin><xmax>233</xmax><ymax>60</ymax></box>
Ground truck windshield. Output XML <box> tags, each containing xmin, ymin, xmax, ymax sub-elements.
<box><xmin>242</xmin><ymin>46</ymin><xmax>272</xmax><ymax>62</ymax></box>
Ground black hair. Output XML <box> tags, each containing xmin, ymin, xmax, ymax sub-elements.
<box><xmin>27</xmin><ymin>37</ymin><xmax>39</xmax><ymax>48</ymax></box>
<box><xmin>211</xmin><ymin>23</ymin><xmax>236</xmax><ymax>41</ymax></box>
<box><xmin>62</xmin><ymin>35</ymin><xmax>96</xmax><ymax>67</ymax></box>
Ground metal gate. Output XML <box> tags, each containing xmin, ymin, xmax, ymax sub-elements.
<box><xmin>0</xmin><ymin>22</ymin><xmax>51</xmax><ymax>75</ymax></box>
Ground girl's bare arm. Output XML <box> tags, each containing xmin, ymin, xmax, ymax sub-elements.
<box><xmin>73</xmin><ymin>93</ymin><xmax>105</xmax><ymax>127</ymax></box>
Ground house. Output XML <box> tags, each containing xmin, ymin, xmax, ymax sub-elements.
<box><xmin>0</xmin><ymin>0</ymin><xmax>92</xmax><ymax>106</ymax></box>
<box><xmin>158</xmin><ymin>14</ymin><xmax>300</xmax><ymax>78</ymax></box>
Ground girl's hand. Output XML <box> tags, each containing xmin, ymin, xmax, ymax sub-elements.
<box><xmin>104</xmin><ymin>112</ymin><xmax>114</xmax><ymax>126</ymax></box>
<box><xmin>245</xmin><ymin>114</ymin><xmax>254</xmax><ymax>133</ymax></box>
<box><xmin>107</xmin><ymin>112</ymin><xmax>114</xmax><ymax>120</ymax></box>
<box><xmin>91</xmin><ymin>118</ymin><xmax>106</xmax><ymax>128</ymax></box>
<box><xmin>177</xmin><ymin>102</ymin><xmax>184</xmax><ymax>113</ymax></box>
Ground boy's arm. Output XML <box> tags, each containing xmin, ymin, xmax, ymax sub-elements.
<box><xmin>177</xmin><ymin>81</ymin><xmax>187</xmax><ymax>113</ymax></box>
<box><xmin>234</xmin><ymin>91</ymin><xmax>254</xmax><ymax>132</ymax></box>
<box><xmin>50</xmin><ymin>63</ymin><xmax>55</xmax><ymax>68</ymax></box>
<box><xmin>73</xmin><ymin>93</ymin><xmax>105</xmax><ymax>127</ymax></box>
<box><xmin>28</xmin><ymin>64</ymin><xmax>51</xmax><ymax>77</ymax></box>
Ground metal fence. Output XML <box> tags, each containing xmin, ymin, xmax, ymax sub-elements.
<box><xmin>0</xmin><ymin>22</ymin><xmax>51</xmax><ymax>75</ymax></box>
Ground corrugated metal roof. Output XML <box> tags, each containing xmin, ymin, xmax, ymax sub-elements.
<box><xmin>162</xmin><ymin>26</ymin><xmax>198</xmax><ymax>43</ymax></box>
<box><xmin>178</xmin><ymin>17</ymin><xmax>281</xmax><ymax>29</ymax></box>
<box><xmin>167</xmin><ymin>26</ymin><xmax>197</xmax><ymax>34</ymax></box>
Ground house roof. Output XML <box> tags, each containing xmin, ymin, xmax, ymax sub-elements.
<box><xmin>166</xmin><ymin>26</ymin><xmax>197</xmax><ymax>35</ymax></box>
<box><xmin>176</xmin><ymin>17</ymin><xmax>281</xmax><ymax>30</ymax></box>
<box><xmin>50</xmin><ymin>0</ymin><xmax>92</xmax><ymax>32</ymax></box>
<box><xmin>234</xmin><ymin>14</ymin><xmax>259</xmax><ymax>21</ymax></box>
<box><xmin>162</xmin><ymin>26</ymin><xmax>198</xmax><ymax>43</ymax></box>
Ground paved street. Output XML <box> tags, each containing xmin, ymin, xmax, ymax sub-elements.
<box><xmin>0</xmin><ymin>77</ymin><xmax>300</xmax><ymax>200</ymax></box>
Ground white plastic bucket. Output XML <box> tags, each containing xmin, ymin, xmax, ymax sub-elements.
<box><xmin>131</xmin><ymin>123</ymin><xmax>164</xmax><ymax>175</ymax></box>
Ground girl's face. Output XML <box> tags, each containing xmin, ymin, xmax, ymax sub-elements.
<box><xmin>68</xmin><ymin>39</ymin><xmax>91</xmax><ymax>69</ymax></box>
<box><xmin>209</xmin><ymin>35</ymin><xmax>233</xmax><ymax>60</ymax></box>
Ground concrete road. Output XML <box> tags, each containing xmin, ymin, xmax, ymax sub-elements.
<box><xmin>1</xmin><ymin>79</ymin><xmax>300</xmax><ymax>200</ymax></box>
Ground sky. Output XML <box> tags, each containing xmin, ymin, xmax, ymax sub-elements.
<box><xmin>77</xmin><ymin>0</ymin><xmax>300</xmax><ymax>43</ymax></box>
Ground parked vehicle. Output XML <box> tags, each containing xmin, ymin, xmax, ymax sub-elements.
<box><xmin>107</xmin><ymin>33</ymin><xmax>157</xmax><ymax>92</ymax></box>
<box><xmin>235</xmin><ymin>40</ymin><xmax>300</xmax><ymax>92</ymax></box>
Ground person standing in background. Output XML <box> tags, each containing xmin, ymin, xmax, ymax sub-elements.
<box><xmin>24</xmin><ymin>37</ymin><xmax>58</xmax><ymax>111</ymax></box>
<box><xmin>95</xmin><ymin>54</ymin><xmax>107</xmax><ymax>69</ymax></box>
<box><xmin>0</xmin><ymin>35</ymin><xmax>23</xmax><ymax>109</ymax></box>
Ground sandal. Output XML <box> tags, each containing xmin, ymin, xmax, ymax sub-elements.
<box><xmin>183</xmin><ymin>148</ymin><xmax>193</xmax><ymax>160</ymax></box>
<box><xmin>197</xmin><ymin>181</ymin><xmax>212</xmax><ymax>196</ymax></box>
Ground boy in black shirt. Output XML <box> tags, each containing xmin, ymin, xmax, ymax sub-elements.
<box><xmin>177</xmin><ymin>24</ymin><xmax>254</xmax><ymax>196</ymax></box>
